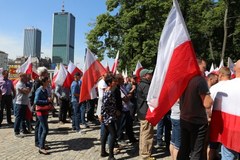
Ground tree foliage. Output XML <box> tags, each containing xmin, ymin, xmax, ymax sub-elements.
<box><xmin>87</xmin><ymin>0</ymin><xmax>240</xmax><ymax>72</ymax></box>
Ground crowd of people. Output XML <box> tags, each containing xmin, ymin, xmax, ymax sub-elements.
<box><xmin>0</xmin><ymin>58</ymin><xmax>239</xmax><ymax>160</ymax></box>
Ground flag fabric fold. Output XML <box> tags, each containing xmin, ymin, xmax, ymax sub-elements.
<box><xmin>133</xmin><ymin>61</ymin><xmax>143</xmax><ymax>83</ymax></box>
<box><xmin>51</xmin><ymin>65</ymin><xmax>59</xmax><ymax>89</ymax></box>
<box><xmin>67</xmin><ymin>61</ymin><xmax>83</xmax><ymax>77</ymax></box>
<box><xmin>146</xmin><ymin>0</ymin><xmax>200</xmax><ymax>126</ymax></box>
<box><xmin>16</xmin><ymin>56</ymin><xmax>32</xmax><ymax>74</ymax></box>
<box><xmin>111</xmin><ymin>51</ymin><xmax>119</xmax><ymax>74</ymax></box>
<box><xmin>80</xmin><ymin>49</ymin><xmax>107</xmax><ymax>102</ymax></box>
<box><xmin>54</xmin><ymin>63</ymin><xmax>73</xmax><ymax>88</ymax></box>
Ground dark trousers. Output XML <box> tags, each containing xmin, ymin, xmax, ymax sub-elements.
<box><xmin>14</xmin><ymin>104</ymin><xmax>27</xmax><ymax>133</ymax></box>
<box><xmin>117</xmin><ymin>111</ymin><xmax>136</xmax><ymax>142</ymax></box>
<box><xmin>101</xmin><ymin>121</ymin><xmax>116</xmax><ymax>158</ymax></box>
<box><xmin>0</xmin><ymin>95</ymin><xmax>13</xmax><ymax>124</ymax></box>
<box><xmin>177</xmin><ymin>119</ymin><xmax>208</xmax><ymax>160</ymax></box>
<box><xmin>87</xmin><ymin>99</ymin><xmax>96</xmax><ymax>121</ymax></box>
<box><xmin>157</xmin><ymin>112</ymin><xmax>172</xmax><ymax>148</ymax></box>
<box><xmin>59</xmin><ymin>99</ymin><xmax>69</xmax><ymax>122</ymax></box>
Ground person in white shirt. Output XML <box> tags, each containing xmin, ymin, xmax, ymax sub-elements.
<box><xmin>208</xmin><ymin>67</ymin><xmax>231</xmax><ymax>160</ymax></box>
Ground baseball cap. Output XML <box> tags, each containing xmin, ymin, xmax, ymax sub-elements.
<box><xmin>140</xmin><ymin>69</ymin><xmax>153</xmax><ymax>77</ymax></box>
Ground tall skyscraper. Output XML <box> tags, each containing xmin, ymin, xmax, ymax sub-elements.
<box><xmin>23</xmin><ymin>28</ymin><xmax>42</xmax><ymax>58</ymax></box>
<box><xmin>52</xmin><ymin>5</ymin><xmax>75</xmax><ymax>65</ymax></box>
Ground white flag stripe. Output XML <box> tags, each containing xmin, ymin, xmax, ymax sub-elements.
<box><xmin>213</xmin><ymin>78</ymin><xmax>240</xmax><ymax>116</ymax></box>
<box><xmin>68</xmin><ymin>61</ymin><xmax>75</xmax><ymax>73</ymax></box>
<box><xmin>147</xmin><ymin>0</ymin><xmax>190</xmax><ymax>111</ymax></box>
<box><xmin>55</xmin><ymin>63</ymin><xmax>67</xmax><ymax>86</ymax></box>
<box><xmin>83</xmin><ymin>49</ymin><xmax>96</xmax><ymax>73</ymax></box>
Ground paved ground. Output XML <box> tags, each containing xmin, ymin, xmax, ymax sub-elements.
<box><xmin>0</xmin><ymin>110</ymin><xmax>171</xmax><ymax>160</ymax></box>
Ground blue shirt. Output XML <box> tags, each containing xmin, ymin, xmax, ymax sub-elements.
<box><xmin>34</xmin><ymin>86</ymin><xmax>49</xmax><ymax>106</ymax></box>
<box><xmin>71</xmin><ymin>80</ymin><xmax>81</xmax><ymax>102</ymax></box>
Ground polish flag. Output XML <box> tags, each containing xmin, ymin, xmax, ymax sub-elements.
<box><xmin>32</xmin><ymin>66</ymin><xmax>39</xmax><ymax>80</ymax></box>
<box><xmin>209</xmin><ymin>78</ymin><xmax>240</xmax><ymax>152</ymax></box>
<box><xmin>111</xmin><ymin>51</ymin><xmax>119</xmax><ymax>74</ymax></box>
<box><xmin>16</xmin><ymin>56</ymin><xmax>32</xmax><ymax>74</ymax></box>
<box><xmin>133</xmin><ymin>61</ymin><xmax>143</xmax><ymax>83</ymax></box>
<box><xmin>54</xmin><ymin>63</ymin><xmax>73</xmax><ymax>88</ymax></box>
<box><xmin>146</xmin><ymin>0</ymin><xmax>201</xmax><ymax>126</ymax></box>
<box><xmin>51</xmin><ymin>66</ymin><xmax>59</xmax><ymax>89</ymax></box>
<box><xmin>14</xmin><ymin>56</ymin><xmax>39</xmax><ymax>86</ymax></box>
<box><xmin>105</xmin><ymin>62</ymin><xmax>110</xmax><ymax>72</ymax></box>
<box><xmin>80</xmin><ymin>49</ymin><xmax>107</xmax><ymax>102</ymax></box>
<box><xmin>67</xmin><ymin>61</ymin><xmax>83</xmax><ymax>78</ymax></box>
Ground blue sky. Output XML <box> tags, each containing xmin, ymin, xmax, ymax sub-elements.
<box><xmin>0</xmin><ymin>0</ymin><xmax>114</xmax><ymax>69</ymax></box>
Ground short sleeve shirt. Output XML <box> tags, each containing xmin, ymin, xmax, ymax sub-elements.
<box><xmin>180</xmin><ymin>76</ymin><xmax>210</xmax><ymax>124</ymax></box>
<box><xmin>16</xmin><ymin>81</ymin><xmax>29</xmax><ymax>105</ymax></box>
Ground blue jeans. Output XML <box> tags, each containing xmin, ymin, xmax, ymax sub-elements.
<box><xmin>170</xmin><ymin>118</ymin><xmax>181</xmax><ymax>149</ymax></box>
<box><xmin>101</xmin><ymin>121</ymin><xmax>116</xmax><ymax>158</ymax></box>
<box><xmin>14</xmin><ymin>104</ymin><xmax>27</xmax><ymax>133</ymax></box>
<box><xmin>221</xmin><ymin>145</ymin><xmax>239</xmax><ymax>160</ymax></box>
<box><xmin>38</xmin><ymin>115</ymin><xmax>48</xmax><ymax>149</ymax></box>
<box><xmin>80</xmin><ymin>102</ymin><xmax>86</xmax><ymax>125</ymax></box>
<box><xmin>72</xmin><ymin>101</ymin><xmax>80</xmax><ymax>131</ymax></box>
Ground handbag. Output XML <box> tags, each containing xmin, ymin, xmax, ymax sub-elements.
<box><xmin>35</xmin><ymin>105</ymin><xmax>53</xmax><ymax>111</ymax></box>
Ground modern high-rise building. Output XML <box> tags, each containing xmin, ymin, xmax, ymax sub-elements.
<box><xmin>23</xmin><ymin>28</ymin><xmax>42</xmax><ymax>58</ymax></box>
<box><xmin>52</xmin><ymin>6</ymin><xmax>75</xmax><ymax>65</ymax></box>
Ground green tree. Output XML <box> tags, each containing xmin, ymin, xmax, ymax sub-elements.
<box><xmin>87</xmin><ymin>0</ymin><xmax>240</xmax><ymax>72</ymax></box>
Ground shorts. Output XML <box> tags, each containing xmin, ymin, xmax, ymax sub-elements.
<box><xmin>170</xmin><ymin>118</ymin><xmax>181</xmax><ymax>149</ymax></box>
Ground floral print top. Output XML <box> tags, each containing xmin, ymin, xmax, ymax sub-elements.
<box><xmin>101</xmin><ymin>90</ymin><xmax>117</xmax><ymax>125</ymax></box>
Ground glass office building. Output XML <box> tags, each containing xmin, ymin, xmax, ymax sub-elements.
<box><xmin>52</xmin><ymin>12</ymin><xmax>75</xmax><ymax>65</ymax></box>
<box><xmin>23</xmin><ymin>28</ymin><xmax>42</xmax><ymax>58</ymax></box>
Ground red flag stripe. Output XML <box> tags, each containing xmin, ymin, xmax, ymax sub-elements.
<box><xmin>146</xmin><ymin>41</ymin><xmax>199</xmax><ymax>125</ymax></box>
<box><xmin>80</xmin><ymin>60</ymin><xmax>106</xmax><ymax>102</ymax></box>
<box><xmin>210</xmin><ymin>110</ymin><xmax>240</xmax><ymax>152</ymax></box>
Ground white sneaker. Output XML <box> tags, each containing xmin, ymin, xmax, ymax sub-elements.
<box><xmin>77</xmin><ymin>130</ymin><xmax>86</xmax><ymax>134</ymax></box>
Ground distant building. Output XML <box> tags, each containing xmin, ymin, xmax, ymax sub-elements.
<box><xmin>23</xmin><ymin>28</ymin><xmax>42</xmax><ymax>58</ymax></box>
<box><xmin>52</xmin><ymin>5</ymin><xmax>75</xmax><ymax>65</ymax></box>
<box><xmin>0</xmin><ymin>51</ymin><xmax>8</xmax><ymax>69</ymax></box>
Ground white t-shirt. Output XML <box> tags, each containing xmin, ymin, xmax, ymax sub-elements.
<box><xmin>210</xmin><ymin>80</ymin><xmax>229</xmax><ymax>100</ymax></box>
<box><xmin>211</xmin><ymin>78</ymin><xmax>240</xmax><ymax>115</ymax></box>
<box><xmin>97</xmin><ymin>79</ymin><xmax>107</xmax><ymax>98</ymax></box>
<box><xmin>96</xmin><ymin>78</ymin><xmax>108</xmax><ymax>116</ymax></box>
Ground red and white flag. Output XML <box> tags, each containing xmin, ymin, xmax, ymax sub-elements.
<box><xmin>111</xmin><ymin>50</ymin><xmax>119</xmax><ymax>74</ymax></box>
<box><xmin>14</xmin><ymin>56</ymin><xmax>39</xmax><ymax>86</ymax></box>
<box><xmin>54</xmin><ymin>63</ymin><xmax>73</xmax><ymax>88</ymax></box>
<box><xmin>209</xmin><ymin>78</ymin><xmax>240</xmax><ymax>152</ymax></box>
<box><xmin>133</xmin><ymin>61</ymin><xmax>143</xmax><ymax>83</ymax></box>
<box><xmin>51</xmin><ymin>65</ymin><xmax>59</xmax><ymax>89</ymax></box>
<box><xmin>67</xmin><ymin>61</ymin><xmax>83</xmax><ymax>77</ymax></box>
<box><xmin>32</xmin><ymin>66</ymin><xmax>39</xmax><ymax>80</ymax></box>
<box><xmin>105</xmin><ymin>62</ymin><xmax>110</xmax><ymax>72</ymax></box>
<box><xmin>146</xmin><ymin>0</ymin><xmax>201</xmax><ymax>126</ymax></box>
<box><xmin>80</xmin><ymin>49</ymin><xmax>107</xmax><ymax>102</ymax></box>
<box><xmin>16</xmin><ymin>56</ymin><xmax>32</xmax><ymax>74</ymax></box>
